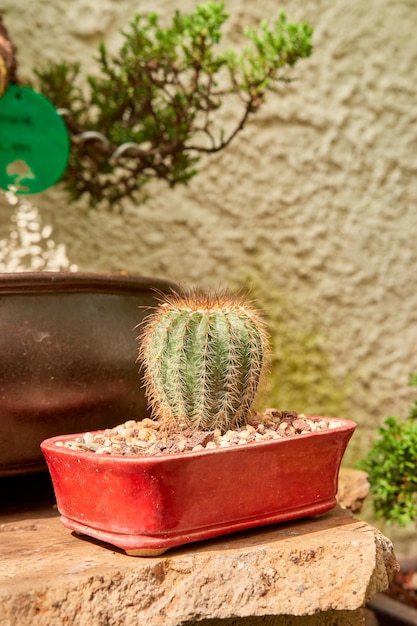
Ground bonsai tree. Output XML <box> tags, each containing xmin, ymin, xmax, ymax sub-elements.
<box><xmin>357</xmin><ymin>373</ymin><xmax>417</xmax><ymax>527</ymax></box>
<box><xmin>33</xmin><ymin>2</ymin><xmax>313</xmax><ymax>208</ymax></box>
<box><xmin>138</xmin><ymin>290</ymin><xmax>270</xmax><ymax>433</ymax></box>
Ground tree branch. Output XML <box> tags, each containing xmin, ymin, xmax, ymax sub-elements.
<box><xmin>0</xmin><ymin>17</ymin><xmax>18</xmax><ymax>96</ymax></box>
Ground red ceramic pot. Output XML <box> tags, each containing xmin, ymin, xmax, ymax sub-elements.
<box><xmin>0</xmin><ymin>272</ymin><xmax>176</xmax><ymax>475</ymax></box>
<box><xmin>41</xmin><ymin>417</ymin><xmax>356</xmax><ymax>556</ymax></box>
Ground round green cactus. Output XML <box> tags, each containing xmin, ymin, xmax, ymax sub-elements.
<box><xmin>138</xmin><ymin>291</ymin><xmax>269</xmax><ymax>432</ymax></box>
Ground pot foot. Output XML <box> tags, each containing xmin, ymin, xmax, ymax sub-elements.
<box><xmin>125</xmin><ymin>547</ymin><xmax>169</xmax><ymax>557</ymax></box>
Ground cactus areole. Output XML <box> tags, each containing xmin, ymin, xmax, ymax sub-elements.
<box><xmin>139</xmin><ymin>292</ymin><xmax>269</xmax><ymax>433</ymax></box>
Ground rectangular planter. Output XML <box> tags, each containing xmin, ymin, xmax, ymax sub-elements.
<box><xmin>41</xmin><ymin>417</ymin><xmax>356</xmax><ymax>556</ymax></box>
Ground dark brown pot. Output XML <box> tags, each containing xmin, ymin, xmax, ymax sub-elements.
<box><xmin>0</xmin><ymin>272</ymin><xmax>176</xmax><ymax>476</ymax></box>
<box><xmin>366</xmin><ymin>594</ymin><xmax>417</xmax><ymax>626</ymax></box>
<box><xmin>366</xmin><ymin>557</ymin><xmax>417</xmax><ymax>626</ymax></box>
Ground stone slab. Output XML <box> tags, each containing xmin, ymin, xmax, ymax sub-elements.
<box><xmin>336</xmin><ymin>467</ymin><xmax>370</xmax><ymax>513</ymax></box>
<box><xmin>0</xmin><ymin>476</ymin><xmax>397</xmax><ymax>626</ymax></box>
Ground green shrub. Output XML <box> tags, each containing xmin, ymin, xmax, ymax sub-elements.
<box><xmin>356</xmin><ymin>374</ymin><xmax>417</xmax><ymax>526</ymax></box>
<box><xmin>34</xmin><ymin>2</ymin><xmax>313</xmax><ymax>208</ymax></box>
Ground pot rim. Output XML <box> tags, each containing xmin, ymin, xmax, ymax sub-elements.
<box><xmin>41</xmin><ymin>417</ymin><xmax>356</xmax><ymax>464</ymax></box>
<box><xmin>0</xmin><ymin>272</ymin><xmax>176</xmax><ymax>295</ymax></box>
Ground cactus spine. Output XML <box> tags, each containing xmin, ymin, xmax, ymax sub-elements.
<box><xmin>138</xmin><ymin>291</ymin><xmax>269</xmax><ymax>432</ymax></box>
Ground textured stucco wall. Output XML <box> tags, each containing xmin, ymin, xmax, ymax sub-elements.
<box><xmin>1</xmin><ymin>0</ymin><xmax>417</xmax><ymax>542</ymax></box>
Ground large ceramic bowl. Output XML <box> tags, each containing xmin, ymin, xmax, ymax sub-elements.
<box><xmin>41</xmin><ymin>417</ymin><xmax>356</xmax><ymax>556</ymax></box>
<box><xmin>0</xmin><ymin>272</ymin><xmax>176</xmax><ymax>475</ymax></box>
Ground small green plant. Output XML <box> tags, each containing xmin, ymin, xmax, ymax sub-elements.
<box><xmin>138</xmin><ymin>291</ymin><xmax>269</xmax><ymax>432</ymax></box>
<box><xmin>356</xmin><ymin>373</ymin><xmax>417</xmax><ymax>526</ymax></box>
<box><xmin>34</xmin><ymin>2</ymin><xmax>313</xmax><ymax>208</ymax></box>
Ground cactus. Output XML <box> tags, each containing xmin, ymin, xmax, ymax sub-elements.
<box><xmin>138</xmin><ymin>291</ymin><xmax>269</xmax><ymax>433</ymax></box>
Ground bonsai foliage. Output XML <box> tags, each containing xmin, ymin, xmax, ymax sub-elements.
<box><xmin>356</xmin><ymin>374</ymin><xmax>417</xmax><ymax>526</ymax></box>
<box><xmin>138</xmin><ymin>291</ymin><xmax>269</xmax><ymax>433</ymax></box>
<box><xmin>34</xmin><ymin>2</ymin><xmax>313</xmax><ymax>208</ymax></box>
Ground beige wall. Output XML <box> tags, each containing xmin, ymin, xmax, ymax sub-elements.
<box><xmin>2</xmin><ymin>0</ymin><xmax>417</xmax><ymax>542</ymax></box>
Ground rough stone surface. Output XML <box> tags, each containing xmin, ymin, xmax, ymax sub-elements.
<box><xmin>0</xmin><ymin>503</ymin><xmax>397</xmax><ymax>626</ymax></box>
<box><xmin>337</xmin><ymin>468</ymin><xmax>370</xmax><ymax>514</ymax></box>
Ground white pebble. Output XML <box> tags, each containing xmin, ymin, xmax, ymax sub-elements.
<box><xmin>84</xmin><ymin>432</ymin><xmax>94</xmax><ymax>444</ymax></box>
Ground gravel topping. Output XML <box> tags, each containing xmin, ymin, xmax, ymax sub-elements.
<box><xmin>55</xmin><ymin>410</ymin><xmax>339</xmax><ymax>457</ymax></box>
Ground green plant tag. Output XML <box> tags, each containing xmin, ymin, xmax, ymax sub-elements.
<box><xmin>0</xmin><ymin>85</ymin><xmax>70</xmax><ymax>194</ymax></box>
